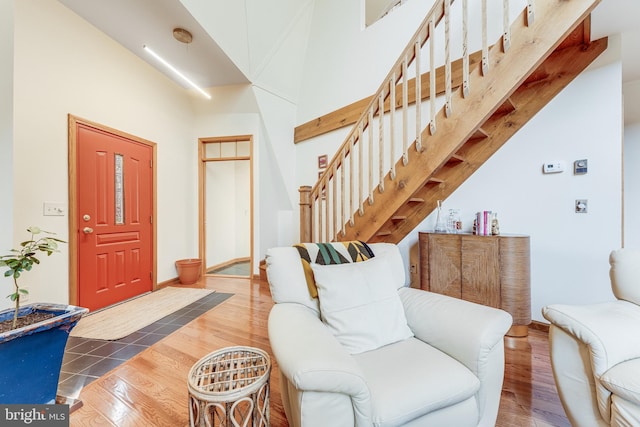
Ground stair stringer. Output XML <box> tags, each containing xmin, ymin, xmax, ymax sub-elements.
<box><xmin>338</xmin><ymin>0</ymin><xmax>602</xmax><ymax>244</ymax></box>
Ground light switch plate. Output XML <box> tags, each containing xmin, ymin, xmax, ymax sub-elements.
<box><xmin>43</xmin><ymin>202</ymin><xmax>65</xmax><ymax>216</ymax></box>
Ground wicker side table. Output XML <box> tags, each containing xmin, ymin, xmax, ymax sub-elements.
<box><xmin>188</xmin><ymin>346</ymin><xmax>271</xmax><ymax>427</ymax></box>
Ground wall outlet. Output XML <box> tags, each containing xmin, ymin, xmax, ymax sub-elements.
<box><xmin>575</xmin><ymin>199</ymin><xmax>588</xmax><ymax>213</ymax></box>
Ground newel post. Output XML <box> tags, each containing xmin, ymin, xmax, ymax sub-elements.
<box><xmin>299</xmin><ymin>186</ymin><xmax>312</xmax><ymax>243</ymax></box>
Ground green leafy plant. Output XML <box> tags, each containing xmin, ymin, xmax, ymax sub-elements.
<box><xmin>0</xmin><ymin>227</ymin><xmax>65</xmax><ymax>330</ymax></box>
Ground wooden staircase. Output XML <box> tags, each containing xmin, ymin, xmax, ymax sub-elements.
<box><xmin>300</xmin><ymin>0</ymin><xmax>604</xmax><ymax>244</ymax></box>
<box><xmin>365</xmin><ymin>24</ymin><xmax>606</xmax><ymax>243</ymax></box>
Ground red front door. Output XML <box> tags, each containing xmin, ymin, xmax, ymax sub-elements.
<box><xmin>76</xmin><ymin>123</ymin><xmax>153</xmax><ymax>311</ymax></box>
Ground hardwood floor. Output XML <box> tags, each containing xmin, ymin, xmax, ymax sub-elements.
<box><xmin>499</xmin><ymin>335</ymin><xmax>570</xmax><ymax>427</ymax></box>
<box><xmin>69</xmin><ymin>276</ymin><xmax>569</xmax><ymax>426</ymax></box>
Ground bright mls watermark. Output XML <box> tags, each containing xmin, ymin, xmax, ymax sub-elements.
<box><xmin>1</xmin><ymin>405</ymin><xmax>68</xmax><ymax>426</ymax></box>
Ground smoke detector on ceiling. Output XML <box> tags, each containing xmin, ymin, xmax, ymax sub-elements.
<box><xmin>173</xmin><ymin>28</ymin><xmax>193</xmax><ymax>44</ymax></box>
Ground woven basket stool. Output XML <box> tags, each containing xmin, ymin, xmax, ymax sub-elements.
<box><xmin>188</xmin><ymin>346</ymin><xmax>271</xmax><ymax>427</ymax></box>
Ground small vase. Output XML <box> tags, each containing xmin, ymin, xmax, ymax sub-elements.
<box><xmin>434</xmin><ymin>200</ymin><xmax>448</xmax><ymax>233</ymax></box>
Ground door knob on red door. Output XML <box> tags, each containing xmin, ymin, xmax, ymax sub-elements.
<box><xmin>83</xmin><ymin>227</ymin><xmax>94</xmax><ymax>234</ymax></box>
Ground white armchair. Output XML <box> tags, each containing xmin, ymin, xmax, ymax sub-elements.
<box><xmin>266</xmin><ymin>242</ymin><xmax>512</xmax><ymax>427</ymax></box>
<box><xmin>542</xmin><ymin>249</ymin><xmax>640</xmax><ymax>427</ymax></box>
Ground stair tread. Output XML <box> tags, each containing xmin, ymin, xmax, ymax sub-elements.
<box><xmin>492</xmin><ymin>97</ymin><xmax>517</xmax><ymax>117</ymax></box>
<box><xmin>449</xmin><ymin>153</ymin><xmax>466</xmax><ymax>162</ymax></box>
<box><xmin>469</xmin><ymin>128</ymin><xmax>489</xmax><ymax>141</ymax></box>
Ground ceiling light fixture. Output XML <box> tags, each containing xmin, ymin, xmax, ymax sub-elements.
<box><xmin>143</xmin><ymin>45</ymin><xmax>211</xmax><ymax>100</ymax></box>
<box><xmin>173</xmin><ymin>28</ymin><xmax>193</xmax><ymax>44</ymax></box>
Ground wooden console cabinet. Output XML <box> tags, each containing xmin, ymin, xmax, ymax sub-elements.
<box><xmin>418</xmin><ymin>232</ymin><xmax>531</xmax><ymax>337</ymax></box>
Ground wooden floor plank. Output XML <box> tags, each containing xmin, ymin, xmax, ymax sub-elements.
<box><xmin>70</xmin><ymin>276</ymin><xmax>568</xmax><ymax>427</ymax></box>
<box><xmin>108</xmin><ymin>367</ymin><xmax>186</xmax><ymax>422</ymax></box>
<box><xmin>69</xmin><ymin>399</ymin><xmax>116</xmax><ymax>427</ymax></box>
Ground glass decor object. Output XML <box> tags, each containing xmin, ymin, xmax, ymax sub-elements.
<box><xmin>115</xmin><ymin>154</ymin><xmax>124</xmax><ymax>225</ymax></box>
<box><xmin>434</xmin><ymin>200</ymin><xmax>448</xmax><ymax>233</ymax></box>
<box><xmin>448</xmin><ymin>209</ymin><xmax>462</xmax><ymax>233</ymax></box>
<box><xmin>491</xmin><ymin>212</ymin><xmax>500</xmax><ymax>235</ymax></box>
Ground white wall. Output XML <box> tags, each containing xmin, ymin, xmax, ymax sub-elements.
<box><xmin>235</xmin><ymin>160</ymin><xmax>251</xmax><ymax>257</ymax></box>
<box><xmin>253</xmin><ymin>87</ymin><xmax>299</xmax><ymax>248</ymax></box>
<box><xmin>624</xmin><ymin>80</ymin><xmax>640</xmax><ymax>124</ymax></box>
<box><xmin>625</xmin><ymin>122</ymin><xmax>640</xmax><ymax>249</ymax></box>
<box><xmin>0</xmin><ymin>0</ymin><xmax>15</xmax><ymax>310</ymax></box>
<box><xmin>623</xmin><ymin>78</ymin><xmax>640</xmax><ymax>250</ymax></box>
<box><xmin>295</xmin><ymin>0</ymin><xmax>624</xmax><ymax>323</ymax></box>
<box><xmin>205</xmin><ymin>160</ymin><xmax>251</xmax><ymax>268</ymax></box>
<box><xmin>206</xmin><ymin>162</ymin><xmax>237</xmax><ymax>267</ymax></box>
<box><xmin>12</xmin><ymin>0</ymin><xmax>198</xmax><ymax>305</ymax></box>
<box><xmin>297</xmin><ymin>0</ymin><xmax>436</xmax><ymax>123</ymax></box>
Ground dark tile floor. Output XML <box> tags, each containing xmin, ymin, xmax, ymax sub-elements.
<box><xmin>207</xmin><ymin>261</ymin><xmax>250</xmax><ymax>276</ymax></box>
<box><xmin>57</xmin><ymin>291</ymin><xmax>233</xmax><ymax>399</ymax></box>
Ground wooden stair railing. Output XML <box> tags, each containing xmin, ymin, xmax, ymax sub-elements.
<box><xmin>299</xmin><ymin>0</ymin><xmax>602</xmax><ymax>244</ymax></box>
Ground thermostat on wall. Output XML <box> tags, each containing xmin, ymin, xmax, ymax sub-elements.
<box><xmin>542</xmin><ymin>161</ymin><xmax>565</xmax><ymax>174</ymax></box>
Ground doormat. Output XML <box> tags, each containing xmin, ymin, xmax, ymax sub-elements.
<box><xmin>70</xmin><ymin>287</ymin><xmax>214</xmax><ymax>340</ymax></box>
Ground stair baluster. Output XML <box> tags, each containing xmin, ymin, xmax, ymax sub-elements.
<box><xmin>390</xmin><ymin>73</ymin><xmax>397</xmax><ymax>179</ymax></box>
<box><xmin>503</xmin><ymin>0</ymin><xmax>511</xmax><ymax>52</ymax></box>
<box><xmin>445</xmin><ymin>0</ymin><xmax>452</xmax><ymax>117</ymax></box>
<box><xmin>427</xmin><ymin>21</ymin><xmax>434</xmax><ymax>136</ymax></box>
<box><xmin>378</xmin><ymin>92</ymin><xmax>385</xmax><ymax>193</ymax></box>
<box><xmin>402</xmin><ymin>60</ymin><xmax>409</xmax><ymax>166</ymax></box>
<box><xmin>368</xmin><ymin>108</ymin><xmax>374</xmax><ymax>205</ymax></box>
<box><xmin>416</xmin><ymin>38</ymin><xmax>422</xmax><ymax>149</ymax></box>
<box><xmin>462</xmin><ymin>0</ymin><xmax>469</xmax><ymax>97</ymax></box>
<box><xmin>482</xmin><ymin>0</ymin><xmax>489</xmax><ymax>76</ymax></box>
<box><xmin>358</xmin><ymin>122</ymin><xmax>365</xmax><ymax>216</ymax></box>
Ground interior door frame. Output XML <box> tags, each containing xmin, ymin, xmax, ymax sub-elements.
<box><xmin>67</xmin><ymin>114</ymin><xmax>158</xmax><ymax>305</ymax></box>
<box><xmin>198</xmin><ymin>135</ymin><xmax>254</xmax><ymax>278</ymax></box>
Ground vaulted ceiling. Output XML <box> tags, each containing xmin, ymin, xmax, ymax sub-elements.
<box><xmin>57</xmin><ymin>0</ymin><xmax>640</xmax><ymax>120</ymax></box>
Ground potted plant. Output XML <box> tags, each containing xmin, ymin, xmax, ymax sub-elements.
<box><xmin>0</xmin><ymin>226</ymin><xmax>88</xmax><ymax>404</ymax></box>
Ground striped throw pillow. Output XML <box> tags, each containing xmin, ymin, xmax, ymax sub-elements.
<box><xmin>293</xmin><ymin>241</ymin><xmax>375</xmax><ymax>298</ymax></box>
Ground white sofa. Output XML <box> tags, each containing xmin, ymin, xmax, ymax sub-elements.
<box><xmin>266</xmin><ymin>242</ymin><xmax>512</xmax><ymax>427</ymax></box>
<box><xmin>542</xmin><ymin>248</ymin><xmax>640</xmax><ymax>427</ymax></box>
